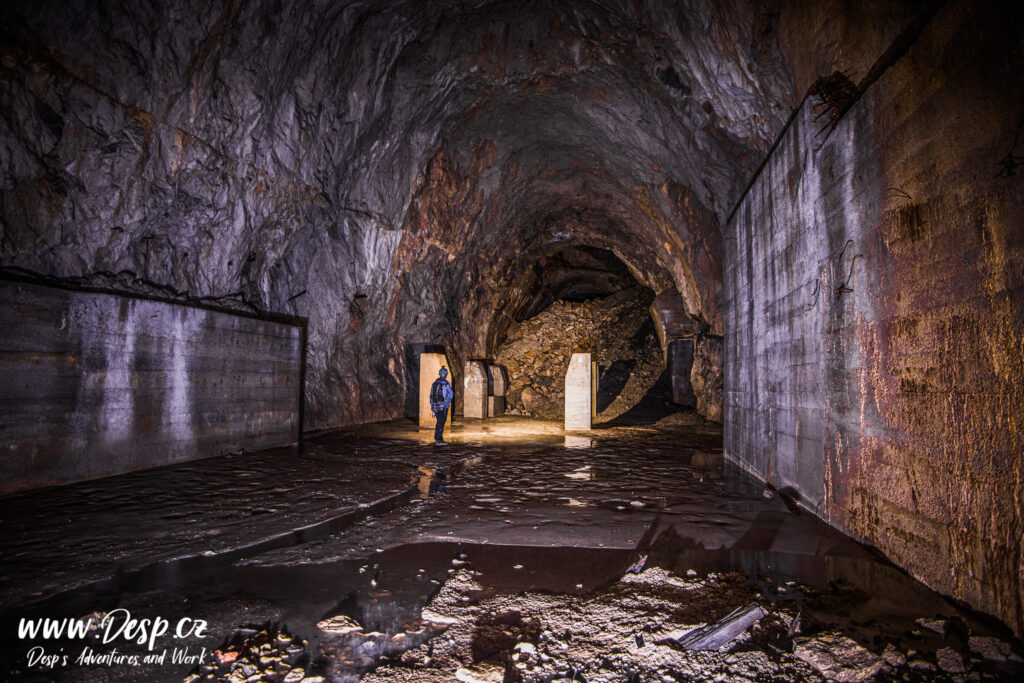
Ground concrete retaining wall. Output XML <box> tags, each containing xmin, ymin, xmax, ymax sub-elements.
<box><xmin>0</xmin><ymin>278</ymin><xmax>304</xmax><ymax>493</ymax></box>
<box><xmin>724</xmin><ymin>1</ymin><xmax>1024</xmax><ymax>636</ymax></box>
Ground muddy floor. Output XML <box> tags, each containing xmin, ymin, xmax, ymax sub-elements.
<box><xmin>1</xmin><ymin>417</ymin><xmax>1021</xmax><ymax>682</ymax></box>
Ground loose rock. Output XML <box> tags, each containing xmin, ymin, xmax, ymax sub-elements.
<box><xmin>793</xmin><ymin>632</ymin><xmax>883</xmax><ymax>682</ymax></box>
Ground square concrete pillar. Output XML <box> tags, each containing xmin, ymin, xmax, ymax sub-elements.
<box><xmin>668</xmin><ymin>338</ymin><xmax>696</xmax><ymax>407</ymax></box>
<box><xmin>419</xmin><ymin>353</ymin><xmax>453</xmax><ymax>429</ymax></box>
<box><xmin>592</xmin><ymin>361</ymin><xmax>599</xmax><ymax>419</ymax></box>
<box><xmin>464</xmin><ymin>360</ymin><xmax>488</xmax><ymax>419</ymax></box>
<box><xmin>487</xmin><ymin>395</ymin><xmax>505</xmax><ymax>417</ymax></box>
<box><xmin>564</xmin><ymin>352</ymin><xmax>593</xmax><ymax>431</ymax></box>
<box><xmin>486</xmin><ymin>363</ymin><xmax>507</xmax><ymax>397</ymax></box>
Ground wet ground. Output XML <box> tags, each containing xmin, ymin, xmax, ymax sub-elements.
<box><xmin>1</xmin><ymin>416</ymin><xmax>1022</xmax><ymax>681</ymax></box>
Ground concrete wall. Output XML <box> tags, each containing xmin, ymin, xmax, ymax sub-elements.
<box><xmin>667</xmin><ymin>339</ymin><xmax>696</xmax><ymax>407</ymax></box>
<box><xmin>724</xmin><ymin>1</ymin><xmax>1024</xmax><ymax>636</ymax></box>
<box><xmin>0</xmin><ymin>278</ymin><xmax>304</xmax><ymax>493</ymax></box>
<box><xmin>651</xmin><ymin>291</ymin><xmax>700</xmax><ymax>409</ymax></box>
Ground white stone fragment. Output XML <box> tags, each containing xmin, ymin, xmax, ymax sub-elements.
<box><xmin>936</xmin><ymin>646</ymin><xmax>965</xmax><ymax>673</ymax></box>
<box><xmin>315</xmin><ymin>615</ymin><xmax>362</xmax><ymax>635</ymax></box>
<box><xmin>969</xmin><ymin>635</ymin><xmax>1014</xmax><ymax>662</ymax></box>
<box><xmin>793</xmin><ymin>632</ymin><xmax>883</xmax><ymax>682</ymax></box>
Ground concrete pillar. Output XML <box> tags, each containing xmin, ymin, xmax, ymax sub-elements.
<box><xmin>564</xmin><ymin>352</ymin><xmax>593</xmax><ymax>431</ymax></box>
<box><xmin>404</xmin><ymin>343</ymin><xmax>445</xmax><ymax>418</ymax></box>
<box><xmin>592</xmin><ymin>361</ymin><xmax>599</xmax><ymax>419</ymax></box>
<box><xmin>486</xmin><ymin>363</ymin><xmax>507</xmax><ymax>397</ymax></box>
<box><xmin>668</xmin><ymin>339</ymin><xmax>696</xmax><ymax>406</ymax></box>
<box><xmin>464</xmin><ymin>360</ymin><xmax>488</xmax><ymax>419</ymax></box>
<box><xmin>419</xmin><ymin>353</ymin><xmax>453</xmax><ymax>429</ymax></box>
<box><xmin>486</xmin><ymin>363</ymin><xmax>507</xmax><ymax>417</ymax></box>
<box><xmin>487</xmin><ymin>395</ymin><xmax>505</xmax><ymax>417</ymax></box>
<box><xmin>650</xmin><ymin>289</ymin><xmax>699</xmax><ymax>363</ymax></box>
<box><xmin>650</xmin><ymin>290</ymin><xmax>699</xmax><ymax>406</ymax></box>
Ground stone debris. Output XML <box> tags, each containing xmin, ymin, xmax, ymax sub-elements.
<box><xmin>455</xmin><ymin>662</ymin><xmax>505</xmax><ymax>682</ymax></box>
<box><xmin>363</xmin><ymin>566</ymin><xmax>825</xmax><ymax>683</ymax></box>
<box><xmin>186</xmin><ymin>624</ymin><xmax>319</xmax><ymax>682</ymax></box>
<box><xmin>792</xmin><ymin>632</ymin><xmax>883</xmax><ymax>682</ymax></box>
<box><xmin>347</xmin><ymin>556</ymin><xmax>1019</xmax><ymax>683</ymax></box>
<box><xmin>907</xmin><ymin>655</ymin><xmax>937</xmax><ymax>672</ymax></box>
<box><xmin>935</xmin><ymin>646</ymin><xmax>966</xmax><ymax>673</ymax></box>
<box><xmin>881</xmin><ymin>643</ymin><xmax>906</xmax><ymax>667</ymax></box>
<box><xmin>620</xmin><ymin>566</ymin><xmax>704</xmax><ymax>591</ymax></box>
<box><xmin>969</xmin><ymin>635</ymin><xmax>1015</xmax><ymax>662</ymax></box>
<box><xmin>315</xmin><ymin>614</ymin><xmax>362</xmax><ymax>635</ymax></box>
<box><xmin>171</xmin><ymin>431</ymin><xmax>1019</xmax><ymax>683</ymax></box>
<box><xmin>723</xmin><ymin>650</ymin><xmax>776</xmax><ymax>679</ymax></box>
<box><xmin>916</xmin><ymin>617</ymin><xmax>947</xmax><ymax>635</ymax></box>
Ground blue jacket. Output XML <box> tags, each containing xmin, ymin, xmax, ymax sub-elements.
<box><xmin>432</xmin><ymin>379</ymin><xmax>453</xmax><ymax>409</ymax></box>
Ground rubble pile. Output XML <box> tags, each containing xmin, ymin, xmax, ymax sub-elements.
<box><xmin>183</xmin><ymin>625</ymin><xmax>323</xmax><ymax>683</ymax></box>
<box><xmin>362</xmin><ymin>566</ymin><xmax>812</xmax><ymax>682</ymax></box>
<box><xmin>360</xmin><ymin>565</ymin><xmax>1021</xmax><ymax>682</ymax></box>
<box><xmin>495</xmin><ymin>287</ymin><xmax>665</xmax><ymax>420</ymax></box>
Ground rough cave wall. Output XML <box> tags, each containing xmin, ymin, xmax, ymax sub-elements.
<box><xmin>0</xmin><ymin>0</ymin><xmax>419</xmax><ymax>430</ymax></box>
<box><xmin>691</xmin><ymin>334</ymin><xmax>722</xmax><ymax>422</ymax></box>
<box><xmin>0</xmin><ymin>278</ymin><xmax>303</xmax><ymax>493</ymax></box>
<box><xmin>724</xmin><ymin>1</ymin><xmax>1024</xmax><ymax>636</ymax></box>
<box><xmin>0</xmin><ymin>0</ymin><xmax>792</xmax><ymax>431</ymax></box>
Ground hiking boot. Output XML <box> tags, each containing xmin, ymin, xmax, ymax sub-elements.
<box><xmin>434</xmin><ymin>440</ymin><xmax>448</xmax><ymax>446</ymax></box>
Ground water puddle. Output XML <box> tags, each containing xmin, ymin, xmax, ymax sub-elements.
<box><xmin>5</xmin><ymin>531</ymin><xmax>1022</xmax><ymax>682</ymax></box>
<box><xmin>3</xmin><ymin>429</ymin><xmax>1022</xmax><ymax>681</ymax></box>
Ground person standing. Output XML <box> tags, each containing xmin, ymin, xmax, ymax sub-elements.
<box><xmin>430</xmin><ymin>366</ymin><xmax>454</xmax><ymax>445</ymax></box>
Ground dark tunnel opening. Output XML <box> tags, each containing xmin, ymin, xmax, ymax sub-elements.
<box><xmin>484</xmin><ymin>244</ymin><xmax>680</xmax><ymax>423</ymax></box>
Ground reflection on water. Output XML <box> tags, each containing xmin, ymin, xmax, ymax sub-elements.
<box><xmin>3</xmin><ymin>420</ymin><xmax>1022</xmax><ymax>682</ymax></box>
<box><xmin>5</xmin><ymin>528</ymin><xmax>1020</xmax><ymax>681</ymax></box>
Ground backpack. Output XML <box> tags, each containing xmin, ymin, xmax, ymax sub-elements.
<box><xmin>430</xmin><ymin>379</ymin><xmax>446</xmax><ymax>408</ymax></box>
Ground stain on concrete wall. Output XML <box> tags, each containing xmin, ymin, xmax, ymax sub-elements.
<box><xmin>0</xmin><ymin>278</ymin><xmax>304</xmax><ymax>493</ymax></box>
<box><xmin>724</xmin><ymin>1</ymin><xmax>1024</xmax><ymax>637</ymax></box>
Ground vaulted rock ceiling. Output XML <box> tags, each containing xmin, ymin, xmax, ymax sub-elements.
<box><xmin>0</xmin><ymin>0</ymin><xmax>908</xmax><ymax>426</ymax></box>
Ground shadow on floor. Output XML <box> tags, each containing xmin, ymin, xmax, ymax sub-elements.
<box><xmin>598</xmin><ymin>370</ymin><xmax>684</xmax><ymax>426</ymax></box>
<box><xmin>597</xmin><ymin>359</ymin><xmax>636</xmax><ymax>412</ymax></box>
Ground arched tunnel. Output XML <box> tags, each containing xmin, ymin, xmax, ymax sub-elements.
<box><xmin>1</xmin><ymin>0</ymin><xmax>1022</xmax><ymax>680</ymax></box>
